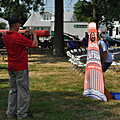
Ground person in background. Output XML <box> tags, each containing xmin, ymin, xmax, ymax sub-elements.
<box><xmin>100</xmin><ymin>33</ymin><xmax>110</xmax><ymax>49</ymax></box>
<box><xmin>98</xmin><ymin>37</ymin><xmax>113</xmax><ymax>73</ymax></box>
<box><xmin>82</xmin><ymin>32</ymin><xmax>89</xmax><ymax>47</ymax></box>
<box><xmin>98</xmin><ymin>35</ymin><xmax>113</xmax><ymax>100</ymax></box>
<box><xmin>67</xmin><ymin>38</ymin><xmax>75</xmax><ymax>50</ymax></box>
<box><xmin>3</xmin><ymin>16</ymin><xmax>38</xmax><ymax>119</ymax></box>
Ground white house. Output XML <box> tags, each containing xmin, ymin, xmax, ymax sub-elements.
<box><xmin>23</xmin><ymin>10</ymin><xmax>77</xmax><ymax>30</ymax></box>
<box><xmin>23</xmin><ymin>11</ymin><xmax>54</xmax><ymax>31</ymax></box>
<box><xmin>0</xmin><ymin>17</ymin><xmax>9</xmax><ymax>29</ymax></box>
<box><xmin>111</xmin><ymin>20</ymin><xmax>120</xmax><ymax>38</ymax></box>
<box><xmin>23</xmin><ymin>10</ymin><xmax>88</xmax><ymax>40</ymax></box>
<box><xmin>99</xmin><ymin>20</ymin><xmax>120</xmax><ymax>39</ymax></box>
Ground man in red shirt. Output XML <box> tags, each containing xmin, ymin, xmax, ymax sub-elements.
<box><xmin>3</xmin><ymin>16</ymin><xmax>38</xmax><ymax>119</ymax></box>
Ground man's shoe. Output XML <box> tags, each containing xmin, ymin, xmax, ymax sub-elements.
<box><xmin>18</xmin><ymin>114</ymin><xmax>33</xmax><ymax>119</ymax></box>
<box><xmin>7</xmin><ymin>115</ymin><xmax>17</xmax><ymax>119</ymax></box>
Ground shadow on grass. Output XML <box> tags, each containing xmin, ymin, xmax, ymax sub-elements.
<box><xmin>0</xmin><ymin>79</ymin><xmax>8</xmax><ymax>83</ymax></box>
<box><xmin>0</xmin><ymin>66</ymin><xmax>7</xmax><ymax>69</ymax></box>
<box><xmin>0</xmin><ymin>89</ymin><xmax>120</xmax><ymax>120</ymax></box>
<box><xmin>1</xmin><ymin>49</ymin><xmax>69</xmax><ymax>64</ymax></box>
<box><xmin>28</xmin><ymin>52</ymin><xmax>68</xmax><ymax>64</ymax></box>
<box><xmin>0</xmin><ymin>79</ymin><xmax>8</xmax><ymax>88</ymax></box>
<box><xmin>28</xmin><ymin>90</ymin><xmax>120</xmax><ymax>120</ymax></box>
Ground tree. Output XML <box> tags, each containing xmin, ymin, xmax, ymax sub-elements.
<box><xmin>74</xmin><ymin>0</ymin><xmax>120</xmax><ymax>29</ymax></box>
<box><xmin>0</xmin><ymin>22</ymin><xmax>7</xmax><ymax>29</ymax></box>
<box><xmin>98</xmin><ymin>0</ymin><xmax>120</xmax><ymax>27</ymax></box>
<box><xmin>0</xmin><ymin>0</ymin><xmax>70</xmax><ymax>57</ymax></box>
<box><xmin>0</xmin><ymin>0</ymin><xmax>45</xmax><ymax>25</ymax></box>
<box><xmin>53</xmin><ymin>0</ymin><xmax>65</xmax><ymax>57</ymax></box>
<box><xmin>74</xmin><ymin>0</ymin><xmax>93</xmax><ymax>22</ymax></box>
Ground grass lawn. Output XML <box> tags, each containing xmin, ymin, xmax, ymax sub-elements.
<box><xmin>0</xmin><ymin>50</ymin><xmax>120</xmax><ymax>120</ymax></box>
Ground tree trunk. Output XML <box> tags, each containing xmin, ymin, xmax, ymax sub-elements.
<box><xmin>93</xmin><ymin>0</ymin><xmax>99</xmax><ymax>30</ymax></box>
<box><xmin>54</xmin><ymin>0</ymin><xmax>65</xmax><ymax>57</ymax></box>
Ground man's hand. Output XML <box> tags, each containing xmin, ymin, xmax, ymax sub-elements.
<box><xmin>28</xmin><ymin>29</ymin><xmax>36</xmax><ymax>35</ymax></box>
<box><xmin>28</xmin><ymin>29</ymin><xmax>38</xmax><ymax>48</ymax></box>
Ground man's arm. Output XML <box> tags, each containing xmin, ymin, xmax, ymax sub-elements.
<box><xmin>29</xmin><ymin>29</ymin><xmax>38</xmax><ymax>48</ymax></box>
<box><xmin>101</xmin><ymin>51</ymin><xmax>107</xmax><ymax>67</ymax></box>
<box><xmin>100</xmin><ymin>40</ymin><xmax>108</xmax><ymax>67</ymax></box>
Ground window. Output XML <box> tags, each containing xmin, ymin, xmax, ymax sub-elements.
<box><xmin>39</xmin><ymin>28</ymin><xmax>41</xmax><ymax>30</ymax></box>
<box><xmin>50</xmin><ymin>15</ymin><xmax>52</xmax><ymax>20</ymax></box>
<box><xmin>47</xmin><ymin>15</ymin><xmax>49</xmax><ymax>20</ymax></box>
<box><xmin>109</xmin><ymin>28</ymin><xmax>113</xmax><ymax>36</ymax></box>
<box><xmin>43</xmin><ymin>27</ymin><xmax>49</xmax><ymax>31</ymax></box>
<box><xmin>43</xmin><ymin>14</ymin><xmax>52</xmax><ymax>20</ymax></box>
<box><xmin>34</xmin><ymin>27</ymin><xmax>40</xmax><ymax>30</ymax></box>
<box><xmin>44</xmin><ymin>15</ymin><xmax>46</xmax><ymax>20</ymax></box>
<box><xmin>116</xmin><ymin>27</ymin><xmax>118</xmax><ymax>35</ymax></box>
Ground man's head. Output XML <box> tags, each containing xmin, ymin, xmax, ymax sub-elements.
<box><xmin>90</xmin><ymin>32</ymin><xmax>95</xmax><ymax>42</ymax></box>
<box><xmin>8</xmin><ymin>16</ymin><xmax>21</xmax><ymax>31</ymax></box>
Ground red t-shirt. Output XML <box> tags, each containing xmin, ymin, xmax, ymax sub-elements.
<box><xmin>3</xmin><ymin>31</ymin><xmax>33</xmax><ymax>71</ymax></box>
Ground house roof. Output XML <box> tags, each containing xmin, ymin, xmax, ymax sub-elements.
<box><xmin>23</xmin><ymin>12</ymin><xmax>51</xmax><ymax>27</ymax></box>
<box><xmin>64</xmin><ymin>11</ymin><xmax>77</xmax><ymax>21</ymax></box>
<box><xmin>23</xmin><ymin>11</ymin><xmax>77</xmax><ymax>27</ymax></box>
<box><xmin>0</xmin><ymin>17</ymin><xmax>9</xmax><ymax>28</ymax></box>
<box><xmin>44</xmin><ymin>10</ymin><xmax>54</xmax><ymax>15</ymax></box>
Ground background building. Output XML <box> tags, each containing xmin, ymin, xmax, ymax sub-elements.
<box><xmin>23</xmin><ymin>10</ymin><xmax>88</xmax><ymax>40</ymax></box>
<box><xmin>99</xmin><ymin>20</ymin><xmax>120</xmax><ymax>39</ymax></box>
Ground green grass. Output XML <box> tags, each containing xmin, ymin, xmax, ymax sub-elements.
<box><xmin>0</xmin><ymin>52</ymin><xmax>120</xmax><ymax>120</ymax></box>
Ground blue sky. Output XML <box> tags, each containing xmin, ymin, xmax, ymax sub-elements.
<box><xmin>44</xmin><ymin>0</ymin><xmax>79</xmax><ymax>12</ymax></box>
